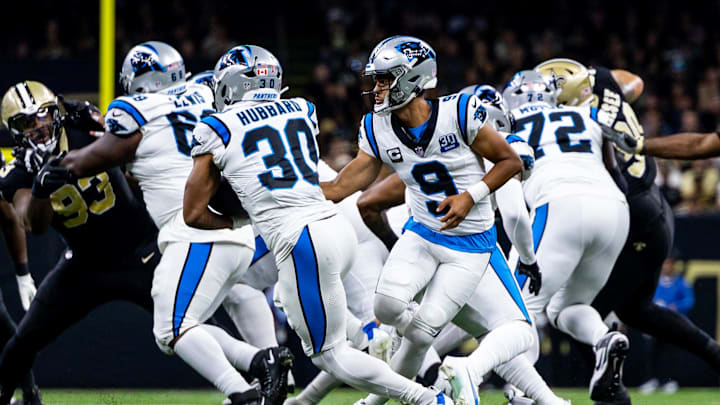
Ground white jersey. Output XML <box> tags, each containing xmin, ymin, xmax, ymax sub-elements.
<box><xmin>510</xmin><ymin>103</ymin><xmax>626</xmax><ymax>208</ymax></box>
<box><xmin>105</xmin><ymin>83</ymin><xmax>253</xmax><ymax>250</ymax></box>
<box><xmin>191</xmin><ymin>98</ymin><xmax>336</xmax><ymax>262</ymax></box>
<box><xmin>358</xmin><ymin>93</ymin><xmax>495</xmax><ymax>239</ymax></box>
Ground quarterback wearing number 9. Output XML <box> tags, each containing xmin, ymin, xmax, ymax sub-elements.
<box><xmin>321</xmin><ymin>36</ymin><xmax>536</xmax><ymax>405</ymax></box>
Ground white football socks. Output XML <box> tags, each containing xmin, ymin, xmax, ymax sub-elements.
<box><xmin>223</xmin><ymin>284</ymin><xmax>279</xmax><ymax>348</ymax></box>
<box><xmin>200</xmin><ymin>324</ymin><xmax>260</xmax><ymax>371</ymax></box>
<box><xmin>311</xmin><ymin>341</ymin><xmax>432</xmax><ymax>405</ymax></box>
<box><xmin>495</xmin><ymin>355</ymin><xmax>566</xmax><ymax>405</ymax></box>
<box><xmin>173</xmin><ymin>326</ymin><xmax>251</xmax><ymax>395</ymax></box>
<box><xmin>555</xmin><ymin>304</ymin><xmax>609</xmax><ymax>346</ymax></box>
<box><xmin>466</xmin><ymin>320</ymin><xmax>534</xmax><ymax>384</ymax></box>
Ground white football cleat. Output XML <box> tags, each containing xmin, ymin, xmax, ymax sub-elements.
<box><xmin>287</xmin><ymin>370</ymin><xmax>296</xmax><ymax>394</ymax></box>
<box><xmin>283</xmin><ymin>397</ymin><xmax>310</xmax><ymax>405</ymax></box>
<box><xmin>590</xmin><ymin>331</ymin><xmax>630</xmax><ymax>402</ymax></box>
<box><xmin>440</xmin><ymin>356</ymin><xmax>479</xmax><ymax>405</ymax></box>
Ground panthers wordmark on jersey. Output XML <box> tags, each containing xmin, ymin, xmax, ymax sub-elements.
<box><xmin>358</xmin><ymin>93</ymin><xmax>495</xmax><ymax>242</ymax></box>
<box><xmin>105</xmin><ymin>82</ymin><xmax>252</xmax><ymax>250</ymax></box>
<box><xmin>191</xmin><ymin>97</ymin><xmax>335</xmax><ymax>262</ymax></box>
<box><xmin>510</xmin><ymin>102</ymin><xmax>626</xmax><ymax>209</ymax></box>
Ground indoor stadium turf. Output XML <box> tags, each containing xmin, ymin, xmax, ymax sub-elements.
<box><xmin>27</xmin><ymin>388</ymin><xmax>720</xmax><ymax>405</ymax></box>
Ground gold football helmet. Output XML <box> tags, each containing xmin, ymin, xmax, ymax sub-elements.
<box><xmin>535</xmin><ymin>58</ymin><xmax>594</xmax><ymax>106</ymax></box>
<box><xmin>1</xmin><ymin>81</ymin><xmax>62</xmax><ymax>152</ymax></box>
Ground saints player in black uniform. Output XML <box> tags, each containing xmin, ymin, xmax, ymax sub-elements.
<box><xmin>0</xmin><ymin>156</ymin><xmax>41</xmax><ymax>405</ymax></box>
<box><xmin>0</xmin><ymin>81</ymin><xmax>161</xmax><ymax>404</ymax></box>
<box><xmin>536</xmin><ymin>59</ymin><xmax>720</xmax><ymax>404</ymax></box>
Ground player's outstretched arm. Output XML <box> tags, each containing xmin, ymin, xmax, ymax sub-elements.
<box><xmin>321</xmin><ymin>150</ymin><xmax>382</xmax><ymax>203</ymax></box>
<box><xmin>610</xmin><ymin>69</ymin><xmax>644</xmax><ymax>103</ymax></box>
<box><xmin>437</xmin><ymin>125</ymin><xmax>522</xmax><ymax>231</ymax></box>
<box><xmin>357</xmin><ymin>173</ymin><xmax>406</xmax><ymax>250</ymax></box>
<box><xmin>61</xmin><ymin>130</ymin><xmax>142</xmax><ymax>177</ymax></box>
<box><xmin>640</xmin><ymin>132</ymin><xmax>720</xmax><ymax>160</ymax></box>
<box><xmin>183</xmin><ymin>154</ymin><xmax>233</xmax><ymax>230</ymax></box>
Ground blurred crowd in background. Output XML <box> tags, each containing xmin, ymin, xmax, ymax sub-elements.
<box><xmin>4</xmin><ymin>0</ymin><xmax>720</xmax><ymax>212</ymax></box>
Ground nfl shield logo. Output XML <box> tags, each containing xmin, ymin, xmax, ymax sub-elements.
<box><xmin>243</xmin><ymin>82</ymin><xmax>251</xmax><ymax>89</ymax></box>
<box><xmin>414</xmin><ymin>146</ymin><xmax>424</xmax><ymax>157</ymax></box>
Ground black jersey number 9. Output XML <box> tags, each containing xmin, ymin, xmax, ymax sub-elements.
<box><xmin>411</xmin><ymin>161</ymin><xmax>459</xmax><ymax>216</ymax></box>
<box><xmin>242</xmin><ymin>118</ymin><xmax>319</xmax><ymax>190</ymax></box>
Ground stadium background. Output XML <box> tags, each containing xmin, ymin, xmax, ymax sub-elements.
<box><xmin>0</xmin><ymin>0</ymin><xmax>719</xmax><ymax>391</ymax></box>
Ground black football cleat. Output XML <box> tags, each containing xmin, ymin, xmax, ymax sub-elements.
<box><xmin>590</xmin><ymin>331</ymin><xmax>631</xmax><ymax>404</ymax></box>
<box><xmin>249</xmin><ymin>346</ymin><xmax>294</xmax><ymax>405</ymax></box>
<box><xmin>228</xmin><ymin>388</ymin><xmax>266</xmax><ymax>405</ymax></box>
<box><xmin>22</xmin><ymin>385</ymin><xmax>43</xmax><ymax>405</ymax></box>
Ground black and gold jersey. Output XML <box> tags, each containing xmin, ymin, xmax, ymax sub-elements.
<box><xmin>591</xmin><ymin>66</ymin><xmax>666</xmax><ymax>231</ymax></box>
<box><xmin>0</xmin><ymin>128</ymin><xmax>157</xmax><ymax>262</ymax></box>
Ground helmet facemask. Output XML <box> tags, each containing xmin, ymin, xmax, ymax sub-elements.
<box><xmin>502</xmin><ymin>70</ymin><xmax>558</xmax><ymax>111</ymax></box>
<box><xmin>8</xmin><ymin>103</ymin><xmax>61</xmax><ymax>153</ymax></box>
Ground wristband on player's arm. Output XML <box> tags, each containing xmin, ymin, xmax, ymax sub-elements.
<box><xmin>13</xmin><ymin>261</ymin><xmax>29</xmax><ymax>276</ymax></box>
<box><xmin>467</xmin><ymin>181</ymin><xmax>490</xmax><ymax>204</ymax></box>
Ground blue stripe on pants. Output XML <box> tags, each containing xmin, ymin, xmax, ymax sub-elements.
<box><xmin>292</xmin><ymin>226</ymin><xmax>326</xmax><ymax>353</ymax></box>
<box><xmin>251</xmin><ymin>235</ymin><xmax>270</xmax><ymax>265</ymax></box>
<box><xmin>516</xmin><ymin>203</ymin><xmax>548</xmax><ymax>289</ymax></box>
<box><xmin>490</xmin><ymin>248</ymin><xmax>532</xmax><ymax>323</ymax></box>
<box><xmin>172</xmin><ymin>242</ymin><xmax>213</xmax><ymax>337</ymax></box>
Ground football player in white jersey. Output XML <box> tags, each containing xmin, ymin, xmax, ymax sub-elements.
<box><xmin>501</xmin><ymin>70</ymin><xmax>631</xmax><ymax>400</ymax></box>
<box><xmin>185</xmin><ymin>45</ymin><xmax>454</xmax><ymax>405</ymax></box>
<box><xmin>59</xmin><ymin>42</ymin><xmax>291</xmax><ymax>405</ymax></box>
<box><xmin>356</xmin><ymin>85</ymin><xmax>569</xmax><ymax>405</ymax></box>
<box><xmin>322</xmin><ymin>36</ymin><xmax>541</xmax><ymax>405</ymax></box>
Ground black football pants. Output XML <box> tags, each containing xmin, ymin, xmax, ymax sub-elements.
<box><xmin>592</xmin><ymin>199</ymin><xmax>720</xmax><ymax>372</ymax></box>
<box><xmin>0</xmin><ymin>239</ymin><xmax>159</xmax><ymax>397</ymax></box>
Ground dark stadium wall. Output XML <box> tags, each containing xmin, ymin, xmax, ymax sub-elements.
<box><xmin>0</xmin><ymin>215</ymin><xmax>716</xmax><ymax>388</ymax></box>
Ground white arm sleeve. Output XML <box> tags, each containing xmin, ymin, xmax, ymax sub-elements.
<box><xmin>494</xmin><ymin>177</ymin><xmax>536</xmax><ymax>265</ymax></box>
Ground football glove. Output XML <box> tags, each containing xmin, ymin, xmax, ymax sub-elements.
<box><xmin>600</xmin><ymin>124</ymin><xmax>643</xmax><ymax>154</ymax></box>
<box><xmin>12</xmin><ymin>146</ymin><xmax>50</xmax><ymax>174</ymax></box>
<box><xmin>59</xmin><ymin>96</ymin><xmax>105</xmax><ymax>136</ymax></box>
<box><xmin>32</xmin><ymin>153</ymin><xmax>71</xmax><ymax>198</ymax></box>
<box><xmin>517</xmin><ymin>260</ymin><xmax>542</xmax><ymax>295</ymax></box>
<box><xmin>16</xmin><ymin>274</ymin><xmax>37</xmax><ymax>311</ymax></box>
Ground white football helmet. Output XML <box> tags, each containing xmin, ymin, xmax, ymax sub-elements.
<box><xmin>459</xmin><ymin>84</ymin><xmax>511</xmax><ymax>132</ymax></box>
<box><xmin>119</xmin><ymin>41</ymin><xmax>186</xmax><ymax>95</ymax></box>
<box><xmin>502</xmin><ymin>70</ymin><xmax>558</xmax><ymax>111</ymax></box>
<box><xmin>212</xmin><ymin>45</ymin><xmax>283</xmax><ymax>112</ymax></box>
<box><xmin>364</xmin><ymin>36</ymin><xmax>437</xmax><ymax>114</ymax></box>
